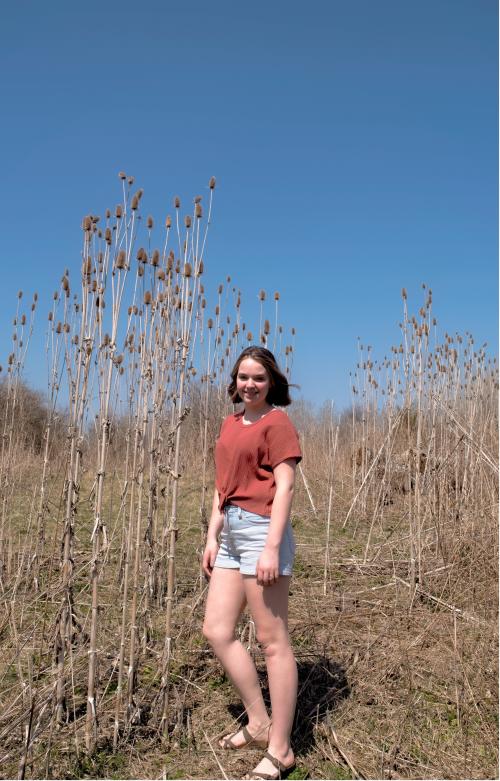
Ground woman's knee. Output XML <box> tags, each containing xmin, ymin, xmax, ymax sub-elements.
<box><xmin>255</xmin><ymin>628</ymin><xmax>290</xmax><ymax>657</ymax></box>
<box><xmin>202</xmin><ymin>620</ymin><xmax>234</xmax><ymax>647</ymax></box>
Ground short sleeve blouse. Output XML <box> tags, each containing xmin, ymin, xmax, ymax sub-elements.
<box><xmin>214</xmin><ymin>408</ymin><xmax>302</xmax><ymax>515</ymax></box>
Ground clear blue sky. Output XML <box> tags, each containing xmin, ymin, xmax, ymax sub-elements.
<box><xmin>0</xmin><ymin>0</ymin><xmax>497</xmax><ymax>408</ymax></box>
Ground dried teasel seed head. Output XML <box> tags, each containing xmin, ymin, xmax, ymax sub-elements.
<box><xmin>184</xmin><ymin>263</ymin><xmax>192</xmax><ymax>278</ymax></box>
<box><xmin>401</xmin><ymin>287</ymin><xmax>407</xmax><ymax>300</ymax></box>
<box><xmin>118</xmin><ymin>171</ymin><xmax>126</xmax><ymax>180</ymax></box>
<box><xmin>115</xmin><ymin>250</ymin><xmax>126</xmax><ymax>270</ymax></box>
<box><xmin>147</xmin><ymin>215</ymin><xmax>153</xmax><ymax>229</ymax></box>
<box><xmin>195</xmin><ymin>203</ymin><xmax>202</xmax><ymax>219</ymax></box>
<box><xmin>157</xmin><ymin>269</ymin><xmax>166</xmax><ymax>281</ymax></box>
<box><xmin>91</xmin><ymin>279</ymin><xmax>97</xmax><ymax>292</ymax></box>
<box><xmin>48</xmin><ymin>311</ymin><xmax>53</xmax><ymax>321</ymax></box>
<box><xmin>151</xmin><ymin>249</ymin><xmax>160</xmax><ymax>266</ymax></box>
<box><xmin>218</xmin><ymin>284</ymin><xmax>223</xmax><ymax>295</ymax></box>
<box><xmin>264</xmin><ymin>319</ymin><xmax>270</xmax><ymax>334</ymax></box>
<box><xmin>83</xmin><ymin>215</ymin><xmax>92</xmax><ymax>231</ymax></box>
<box><xmin>279</xmin><ymin>325</ymin><xmax>283</xmax><ymax>333</ymax></box>
<box><xmin>64</xmin><ymin>323</ymin><xmax>70</xmax><ymax>333</ymax></box>
<box><xmin>201</xmin><ymin>298</ymin><xmax>206</xmax><ymax>308</ymax></box>
<box><xmin>165</xmin><ymin>215</ymin><xmax>172</xmax><ymax>229</ymax></box>
<box><xmin>207</xmin><ymin>318</ymin><xmax>213</xmax><ymax>329</ymax></box>
<box><xmin>175</xmin><ymin>261</ymin><xmax>181</xmax><ymax>273</ymax></box>
<box><xmin>138</xmin><ymin>265</ymin><xmax>144</xmax><ymax>277</ymax></box>
<box><xmin>62</xmin><ymin>276</ymin><xmax>69</xmax><ymax>292</ymax></box>
<box><xmin>184</xmin><ymin>215</ymin><xmax>192</xmax><ymax>229</ymax></box>
<box><xmin>209</xmin><ymin>176</ymin><xmax>216</xmax><ymax>189</ymax></box>
<box><xmin>174</xmin><ymin>196</ymin><xmax>180</xmax><ymax>209</ymax></box>
<box><xmin>194</xmin><ymin>195</ymin><xmax>202</xmax><ymax>204</ymax></box>
<box><xmin>197</xmin><ymin>260</ymin><xmax>204</xmax><ymax>276</ymax></box>
<box><xmin>131</xmin><ymin>195</ymin><xmax>139</xmax><ymax>210</ymax></box>
<box><xmin>115</xmin><ymin>354</ymin><xmax>124</xmax><ymax>365</ymax></box>
<box><xmin>116</xmin><ymin>204</ymin><xmax>123</xmax><ymax>219</ymax></box>
<box><xmin>144</xmin><ymin>291</ymin><xmax>152</xmax><ymax>305</ymax></box>
<box><xmin>247</xmin><ymin>332</ymin><xmax>253</xmax><ymax>341</ymax></box>
<box><xmin>215</xmin><ymin>305</ymin><xmax>220</xmax><ymax>316</ymax></box>
<box><xmin>55</xmin><ymin>322</ymin><xmax>62</xmax><ymax>334</ymax></box>
<box><xmin>291</xmin><ymin>327</ymin><xmax>296</xmax><ymax>336</ymax></box>
<box><xmin>21</xmin><ymin>314</ymin><xmax>26</xmax><ymax>326</ymax></box>
<box><xmin>274</xmin><ymin>291</ymin><xmax>280</xmax><ymax>300</ymax></box>
<box><xmin>259</xmin><ymin>289</ymin><xmax>266</xmax><ymax>301</ymax></box>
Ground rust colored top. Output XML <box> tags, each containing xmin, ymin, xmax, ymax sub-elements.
<box><xmin>215</xmin><ymin>408</ymin><xmax>302</xmax><ymax>515</ymax></box>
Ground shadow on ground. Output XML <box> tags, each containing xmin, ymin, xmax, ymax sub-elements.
<box><xmin>226</xmin><ymin>655</ymin><xmax>350</xmax><ymax>755</ymax></box>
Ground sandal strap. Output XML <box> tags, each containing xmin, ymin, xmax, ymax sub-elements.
<box><xmin>220</xmin><ymin>723</ymin><xmax>269</xmax><ymax>750</ymax></box>
<box><xmin>263</xmin><ymin>751</ymin><xmax>286</xmax><ymax>771</ymax></box>
<box><xmin>220</xmin><ymin>733</ymin><xmax>238</xmax><ymax>749</ymax></box>
<box><xmin>241</xmin><ymin>724</ymin><xmax>254</xmax><ymax>744</ymax></box>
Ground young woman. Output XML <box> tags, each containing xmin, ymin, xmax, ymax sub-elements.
<box><xmin>202</xmin><ymin>346</ymin><xmax>301</xmax><ymax>781</ymax></box>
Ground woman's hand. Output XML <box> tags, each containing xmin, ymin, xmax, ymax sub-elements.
<box><xmin>202</xmin><ymin>538</ymin><xmax>220</xmax><ymax>579</ymax></box>
<box><xmin>256</xmin><ymin>545</ymin><xmax>280</xmax><ymax>586</ymax></box>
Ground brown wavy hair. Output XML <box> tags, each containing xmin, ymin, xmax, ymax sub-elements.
<box><xmin>228</xmin><ymin>346</ymin><xmax>293</xmax><ymax>406</ymax></box>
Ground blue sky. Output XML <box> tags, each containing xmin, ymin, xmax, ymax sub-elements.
<box><xmin>0</xmin><ymin>0</ymin><xmax>497</xmax><ymax>408</ymax></box>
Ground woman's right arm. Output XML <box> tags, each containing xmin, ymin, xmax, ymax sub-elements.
<box><xmin>202</xmin><ymin>488</ymin><xmax>224</xmax><ymax>578</ymax></box>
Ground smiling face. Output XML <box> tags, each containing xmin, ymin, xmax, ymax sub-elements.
<box><xmin>236</xmin><ymin>357</ymin><xmax>271</xmax><ymax>410</ymax></box>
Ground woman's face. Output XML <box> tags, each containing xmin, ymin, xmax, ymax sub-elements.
<box><xmin>236</xmin><ymin>357</ymin><xmax>271</xmax><ymax>408</ymax></box>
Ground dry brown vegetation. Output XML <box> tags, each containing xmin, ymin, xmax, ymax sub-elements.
<box><xmin>0</xmin><ymin>177</ymin><xmax>498</xmax><ymax>780</ymax></box>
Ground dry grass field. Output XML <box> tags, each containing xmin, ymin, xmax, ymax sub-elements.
<box><xmin>0</xmin><ymin>177</ymin><xmax>497</xmax><ymax>779</ymax></box>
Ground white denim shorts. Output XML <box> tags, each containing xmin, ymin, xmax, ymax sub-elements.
<box><xmin>214</xmin><ymin>504</ymin><xmax>296</xmax><ymax>576</ymax></box>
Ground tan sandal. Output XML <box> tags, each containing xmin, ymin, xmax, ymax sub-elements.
<box><xmin>219</xmin><ymin>723</ymin><xmax>270</xmax><ymax>750</ymax></box>
<box><xmin>243</xmin><ymin>750</ymin><xmax>296</xmax><ymax>780</ymax></box>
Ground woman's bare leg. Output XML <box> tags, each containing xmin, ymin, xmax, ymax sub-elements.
<box><xmin>243</xmin><ymin>575</ymin><xmax>297</xmax><ymax>774</ymax></box>
<box><xmin>202</xmin><ymin>567</ymin><xmax>270</xmax><ymax>744</ymax></box>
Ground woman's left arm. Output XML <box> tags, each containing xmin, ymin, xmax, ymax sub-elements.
<box><xmin>256</xmin><ymin>458</ymin><xmax>297</xmax><ymax>586</ymax></box>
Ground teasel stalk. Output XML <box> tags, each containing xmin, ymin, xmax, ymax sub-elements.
<box><xmin>126</xmin><ymin>306</ymin><xmax>153</xmax><ymax>723</ymax></box>
<box><xmin>56</xmin><ymin>242</ymin><xmax>96</xmax><ymax>727</ymax></box>
<box><xmin>323</xmin><ymin>403</ymin><xmax>338</xmax><ymax>596</ymax></box>
<box><xmin>1</xmin><ymin>296</ymin><xmax>38</xmax><ymax>584</ymax></box>
<box><xmin>85</xmin><ymin>218</ymin><xmax>132</xmax><ymax>752</ymax></box>
<box><xmin>159</xmin><ymin>191</ymin><xmax>211</xmax><ymax>732</ymax></box>
<box><xmin>273</xmin><ymin>292</ymin><xmax>280</xmax><ymax>354</ymax></box>
<box><xmin>198</xmin><ymin>308</ymin><xmax>213</xmax><ymax>591</ymax></box>
<box><xmin>32</xmin><ymin>299</ymin><xmax>62</xmax><ymax>591</ymax></box>
<box><xmin>113</xmin><ymin>342</ymin><xmax>140</xmax><ymax>751</ymax></box>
